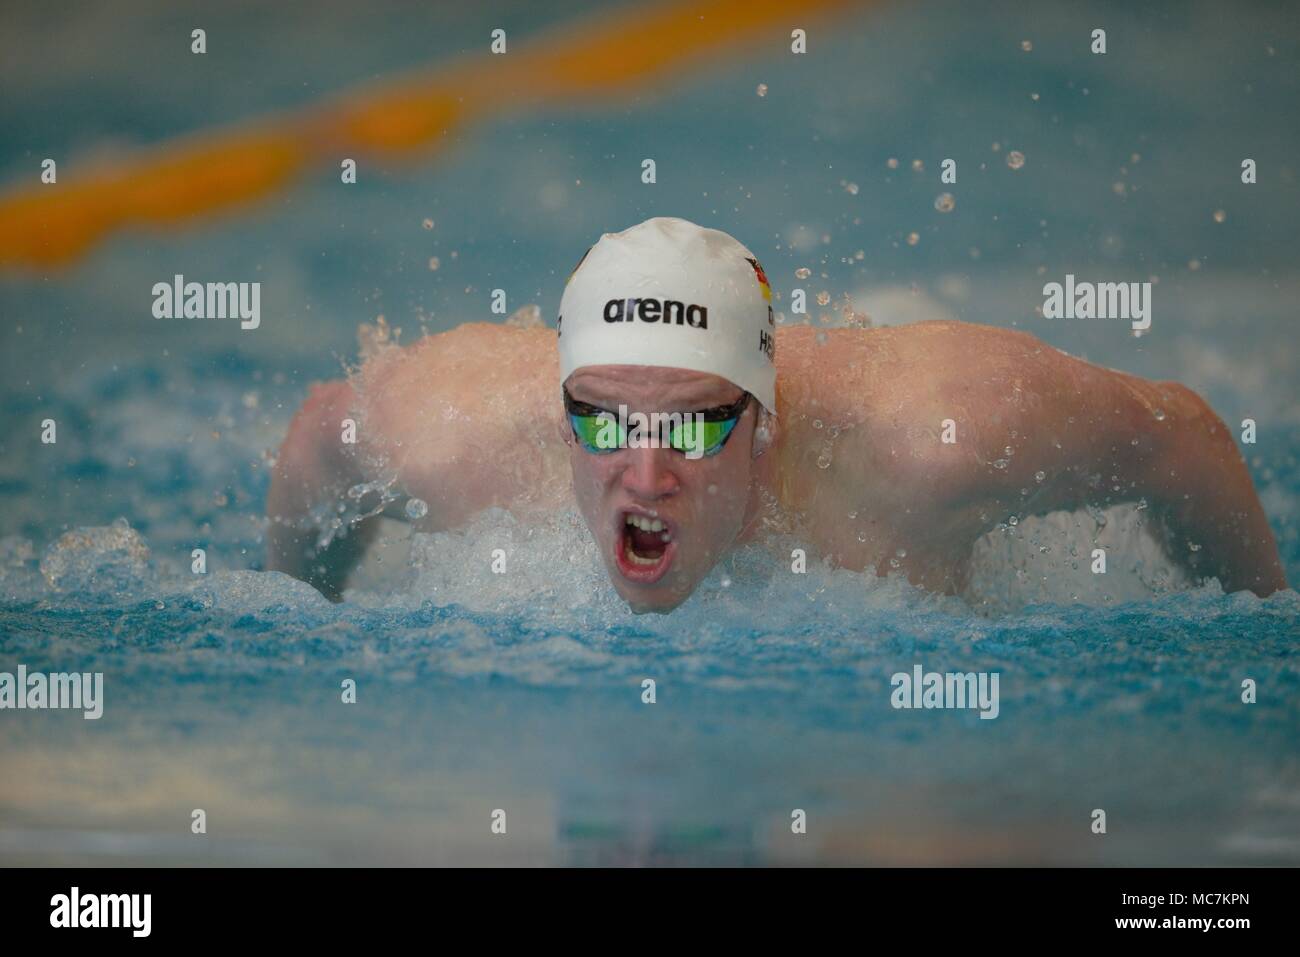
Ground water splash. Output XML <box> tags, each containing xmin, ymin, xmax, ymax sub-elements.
<box><xmin>39</xmin><ymin>517</ymin><xmax>151</xmax><ymax>593</ymax></box>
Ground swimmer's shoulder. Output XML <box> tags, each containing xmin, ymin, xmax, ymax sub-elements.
<box><xmin>772</xmin><ymin>321</ymin><xmax>1062</xmax><ymax>521</ymax></box>
<box><xmin>776</xmin><ymin>320</ymin><xmax>1003</xmax><ymax>406</ymax></box>
<box><xmin>772</xmin><ymin>319</ymin><xmax>1071</xmax><ymax>461</ymax></box>
<box><xmin>775</xmin><ymin>319</ymin><xmax>1043</xmax><ymax>368</ymax></box>
<box><xmin>775</xmin><ymin>320</ymin><xmax>1056</xmax><ymax>397</ymax></box>
<box><xmin>353</xmin><ymin>321</ymin><xmax>562</xmax><ymax>461</ymax></box>
<box><xmin>356</xmin><ymin>322</ymin><xmax>558</xmax><ymax>415</ymax></box>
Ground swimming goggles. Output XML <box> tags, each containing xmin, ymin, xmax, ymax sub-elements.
<box><xmin>562</xmin><ymin>385</ymin><xmax>752</xmax><ymax>457</ymax></box>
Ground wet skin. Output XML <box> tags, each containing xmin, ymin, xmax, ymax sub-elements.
<box><xmin>267</xmin><ymin>320</ymin><xmax>1288</xmax><ymax>607</ymax></box>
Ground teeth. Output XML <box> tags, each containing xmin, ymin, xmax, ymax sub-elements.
<box><xmin>625</xmin><ymin>514</ymin><xmax>668</xmax><ymax>535</ymax></box>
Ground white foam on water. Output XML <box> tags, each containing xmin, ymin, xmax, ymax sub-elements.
<box><xmin>963</xmin><ymin>502</ymin><xmax>1193</xmax><ymax>614</ymax></box>
<box><xmin>2</xmin><ymin>500</ymin><xmax>1205</xmax><ymax>625</ymax></box>
<box><xmin>38</xmin><ymin>517</ymin><xmax>152</xmax><ymax>594</ymax></box>
<box><xmin>345</xmin><ymin>500</ymin><xmax>1194</xmax><ymax>630</ymax></box>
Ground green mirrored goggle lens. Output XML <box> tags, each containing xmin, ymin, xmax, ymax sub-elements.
<box><xmin>569</xmin><ymin>413</ymin><xmax>625</xmax><ymax>453</ymax></box>
<box><xmin>668</xmin><ymin>416</ymin><xmax>737</xmax><ymax>455</ymax></box>
<box><xmin>569</xmin><ymin>412</ymin><xmax>740</xmax><ymax>456</ymax></box>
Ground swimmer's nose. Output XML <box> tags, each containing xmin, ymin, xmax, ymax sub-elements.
<box><xmin>620</xmin><ymin>445</ymin><xmax>680</xmax><ymax>500</ymax></box>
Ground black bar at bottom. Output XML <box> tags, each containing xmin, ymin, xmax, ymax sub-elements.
<box><xmin>0</xmin><ymin>867</ymin><xmax>1285</xmax><ymax>942</ymax></box>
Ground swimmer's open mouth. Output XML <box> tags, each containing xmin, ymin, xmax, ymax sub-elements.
<box><xmin>615</xmin><ymin>509</ymin><xmax>677</xmax><ymax>584</ymax></box>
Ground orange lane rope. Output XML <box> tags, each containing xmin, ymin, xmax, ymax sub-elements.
<box><xmin>0</xmin><ymin>0</ymin><xmax>857</xmax><ymax>270</ymax></box>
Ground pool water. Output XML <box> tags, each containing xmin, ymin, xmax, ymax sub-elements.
<box><xmin>1</xmin><ymin>467</ymin><xmax>1297</xmax><ymax>865</ymax></box>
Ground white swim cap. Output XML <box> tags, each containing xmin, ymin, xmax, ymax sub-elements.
<box><xmin>557</xmin><ymin>216</ymin><xmax>777</xmax><ymax>412</ymax></box>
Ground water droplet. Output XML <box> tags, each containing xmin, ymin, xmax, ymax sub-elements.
<box><xmin>1006</xmin><ymin>150</ymin><xmax>1026</xmax><ymax>170</ymax></box>
<box><xmin>1035</xmin><ymin>470</ymin><xmax>1046</xmax><ymax>482</ymax></box>
<box><xmin>755</xmin><ymin>82</ymin><xmax>768</xmax><ymax>97</ymax></box>
<box><xmin>1153</xmin><ymin>409</ymin><xmax>1166</xmax><ymax>421</ymax></box>
<box><xmin>906</xmin><ymin>232</ymin><xmax>920</xmax><ymax>246</ymax></box>
<box><xmin>405</xmin><ymin>498</ymin><xmax>429</xmax><ymax>521</ymax></box>
<box><xmin>934</xmin><ymin>192</ymin><xmax>955</xmax><ymax>213</ymax></box>
<box><xmin>812</xmin><ymin>419</ymin><xmax>823</xmax><ymax>429</ymax></box>
<box><xmin>1020</xmin><ymin>39</ymin><xmax>1033</xmax><ymax>52</ymax></box>
<box><xmin>844</xmin><ymin>181</ymin><xmax>859</xmax><ymax>195</ymax></box>
<box><xmin>816</xmin><ymin>455</ymin><xmax>832</xmax><ymax>469</ymax></box>
<box><xmin>1212</xmin><ymin>209</ymin><xmax>1226</xmax><ymax>223</ymax></box>
<box><xmin>421</xmin><ymin>218</ymin><xmax>434</xmax><ymax>230</ymax></box>
<box><xmin>1008</xmin><ymin>515</ymin><xmax>1019</xmax><ymax>526</ymax></box>
<box><xmin>911</xmin><ymin>159</ymin><xmax>924</xmax><ymax>172</ymax></box>
<box><xmin>886</xmin><ymin>157</ymin><xmax>899</xmax><ymax>169</ymax></box>
<box><xmin>816</xmin><ymin>290</ymin><xmax>830</xmax><ymax>306</ymax></box>
<box><xmin>795</xmin><ymin>266</ymin><xmax>811</xmax><ymax>279</ymax></box>
<box><xmin>427</xmin><ymin>256</ymin><xmax>440</xmax><ymax>271</ymax></box>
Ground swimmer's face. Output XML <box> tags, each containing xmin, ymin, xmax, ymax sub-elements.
<box><xmin>563</xmin><ymin>365</ymin><xmax>760</xmax><ymax>614</ymax></box>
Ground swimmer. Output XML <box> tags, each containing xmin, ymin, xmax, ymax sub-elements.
<box><xmin>267</xmin><ymin>216</ymin><xmax>1287</xmax><ymax>611</ymax></box>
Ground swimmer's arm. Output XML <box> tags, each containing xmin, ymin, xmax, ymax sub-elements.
<box><xmin>1125</xmin><ymin>379</ymin><xmax>1287</xmax><ymax>596</ymax></box>
<box><xmin>266</xmin><ymin>379</ymin><xmax>380</xmax><ymax>601</ymax></box>
<box><xmin>955</xmin><ymin>353</ymin><xmax>1287</xmax><ymax>596</ymax></box>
